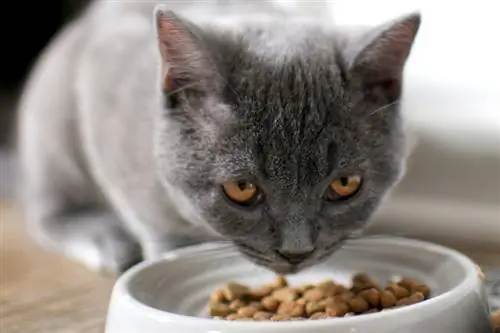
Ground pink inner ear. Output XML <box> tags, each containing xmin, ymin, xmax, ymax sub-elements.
<box><xmin>354</xmin><ymin>15</ymin><xmax>420</xmax><ymax>80</ymax></box>
<box><xmin>156</xmin><ymin>11</ymin><xmax>198</xmax><ymax>64</ymax></box>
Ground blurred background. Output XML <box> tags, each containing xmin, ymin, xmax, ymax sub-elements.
<box><xmin>0</xmin><ymin>0</ymin><xmax>498</xmax><ymax>332</ymax></box>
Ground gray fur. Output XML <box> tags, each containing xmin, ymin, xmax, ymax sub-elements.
<box><xmin>17</xmin><ymin>0</ymin><xmax>420</xmax><ymax>274</ymax></box>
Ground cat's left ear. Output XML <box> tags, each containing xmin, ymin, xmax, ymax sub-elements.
<box><xmin>154</xmin><ymin>6</ymin><xmax>216</xmax><ymax>95</ymax></box>
<box><xmin>342</xmin><ymin>13</ymin><xmax>421</xmax><ymax>101</ymax></box>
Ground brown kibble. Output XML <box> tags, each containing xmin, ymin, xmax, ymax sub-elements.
<box><xmin>305</xmin><ymin>301</ymin><xmax>325</xmax><ymax>315</ymax></box>
<box><xmin>274</xmin><ymin>275</ymin><xmax>288</xmax><ymax>288</ymax></box>
<box><xmin>226</xmin><ymin>313</ymin><xmax>244</xmax><ymax>321</ymax></box>
<box><xmin>325</xmin><ymin>301</ymin><xmax>350</xmax><ymax>317</ymax></box>
<box><xmin>270</xmin><ymin>314</ymin><xmax>290</xmax><ymax>321</ymax></box>
<box><xmin>209</xmin><ymin>302</ymin><xmax>231</xmax><ymax>317</ymax></box>
<box><xmin>237</xmin><ymin>306</ymin><xmax>259</xmax><ymax>318</ymax></box>
<box><xmin>380</xmin><ymin>290</ymin><xmax>397</xmax><ymax>308</ymax></box>
<box><xmin>277</xmin><ymin>301</ymin><xmax>305</xmax><ymax>317</ymax></box>
<box><xmin>277</xmin><ymin>300</ymin><xmax>295</xmax><ymax>315</ymax></box>
<box><xmin>250</xmin><ymin>285</ymin><xmax>274</xmax><ymax>299</ymax></box>
<box><xmin>303</xmin><ymin>288</ymin><xmax>326</xmax><ymax>301</ymax></box>
<box><xmin>208</xmin><ymin>272</ymin><xmax>432</xmax><ymax>321</ymax></box>
<box><xmin>385</xmin><ymin>284</ymin><xmax>410</xmax><ymax>300</ymax></box>
<box><xmin>295</xmin><ymin>298</ymin><xmax>307</xmax><ymax>306</ymax></box>
<box><xmin>410</xmin><ymin>284</ymin><xmax>431</xmax><ymax>299</ymax></box>
<box><xmin>222</xmin><ymin>283</ymin><xmax>250</xmax><ymax>301</ymax></box>
<box><xmin>358</xmin><ymin>288</ymin><xmax>380</xmax><ymax>307</ymax></box>
<box><xmin>253</xmin><ymin>311</ymin><xmax>273</xmax><ymax>320</ymax></box>
<box><xmin>248</xmin><ymin>301</ymin><xmax>264</xmax><ymax>310</ymax></box>
<box><xmin>351</xmin><ymin>273</ymin><xmax>379</xmax><ymax>292</ymax></box>
<box><xmin>337</xmin><ymin>291</ymin><xmax>355</xmax><ymax>302</ymax></box>
<box><xmin>395</xmin><ymin>292</ymin><xmax>425</xmax><ymax>306</ymax></box>
<box><xmin>290</xmin><ymin>303</ymin><xmax>305</xmax><ymax>317</ymax></box>
<box><xmin>210</xmin><ymin>289</ymin><xmax>226</xmax><ymax>303</ymax></box>
<box><xmin>476</xmin><ymin>265</ymin><xmax>485</xmax><ymax>282</ymax></box>
<box><xmin>229</xmin><ymin>299</ymin><xmax>246</xmax><ymax>311</ymax></box>
<box><xmin>272</xmin><ymin>288</ymin><xmax>298</xmax><ymax>302</ymax></box>
<box><xmin>310</xmin><ymin>312</ymin><xmax>328</xmax><ymax>319</ymax></box>
<box><xmin>347</xmin><ymin>297</ymin><xmax>370</xmax><ymax>313</ymax></box>
<box><xmin>298</xmin><ymin>284</ymin><xmax>315</xmax><ymax>292</ymax></box>
<box><xmin>491</xmin><ymin>310</ymin><xmax>500</xmax><ymax>329</ymax></box>
<box><xmin>261</xmin><ymin>296</ymin><xmax>280</xmax><ymax>311</ymax></box>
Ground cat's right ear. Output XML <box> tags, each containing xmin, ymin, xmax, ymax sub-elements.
<box><xmin>154</xmin><ymin>6</ymin><xmax>215</xmax><ymax>95</ymax></box>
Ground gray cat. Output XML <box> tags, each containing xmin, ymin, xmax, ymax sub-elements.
<box><xmin>16</xmin><ymin>0</ymin><xmax>421</xmax><ymax>275</ymax></box>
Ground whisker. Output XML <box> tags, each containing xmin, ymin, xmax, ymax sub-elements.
<box><xmin>366</xmin><ymin>100</ymin><xmax>401</xmax><ymax>117</ymax></box>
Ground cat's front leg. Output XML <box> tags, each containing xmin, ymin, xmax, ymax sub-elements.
<box><xmin>26</xmin><ymin>202</ymin><xmax>143</xmax><ymax>275</ymax></box>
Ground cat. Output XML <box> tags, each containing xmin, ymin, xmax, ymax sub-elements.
<box><xmin>16</xmin><ymin>0</ymin><xmax>421</xmax><ymax>275</ymax></box>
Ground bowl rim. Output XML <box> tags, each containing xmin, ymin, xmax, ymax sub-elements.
<box><xmin>110</xmin><ymin>236</ymin><xmax>480</xmax><ymax>329</ymax></box>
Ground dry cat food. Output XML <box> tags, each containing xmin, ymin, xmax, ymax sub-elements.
<box><xmin>208</xmin><ymin>273</ymin><xmax>431</xmax><ymax>321</ymax></box>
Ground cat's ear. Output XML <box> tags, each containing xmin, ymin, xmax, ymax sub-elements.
<box><xmin>154</xmin><ymin>6</ymin><xmax>215</xmax><ymax>95</ymax></box>
<box><xmin>343</xmin><ymin>13</ymin><xmax>421</xmax><ymax>101</ymax></box>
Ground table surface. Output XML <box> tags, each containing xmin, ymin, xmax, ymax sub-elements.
<box><xmin>1</xmin><ymin>202</ymin><xmax>499</xmax><ymax>333</ymax></box>
<box><xmin>0</xmin><ymin>203</ymin><xmax>116</xmax><ymax>333</ymax></box>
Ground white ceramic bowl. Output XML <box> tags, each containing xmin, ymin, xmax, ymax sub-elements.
<box><xmin>104</xmin><ymin>237</ymin><xmax>494</xmax><ymax>333</ymax></box>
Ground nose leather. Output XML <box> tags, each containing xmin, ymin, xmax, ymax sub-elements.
<box><xmin>276</xmin><ymin>249</ymin><xmax>314</xmax><ymax>264</ymax></box>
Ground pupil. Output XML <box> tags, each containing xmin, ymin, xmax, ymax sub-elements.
<box><xmin>237</xmin><ymin>181</ymin><xmax>248</xmax><ymax>190</ymax></box>
<box><xmin>340</xmin><ymin>177</ymin><xmax>349</xmax><ymax>187</ymax></box>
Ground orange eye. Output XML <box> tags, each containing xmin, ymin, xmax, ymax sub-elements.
<box><xmin>221</xmin><ymin>181</ymin><xmax>260</xmax><ymax>205</ymax></box>
<box><xmin>328</xmin><ymin>175</ymin><xmax>362</xmax><ymax>201</ymax></box>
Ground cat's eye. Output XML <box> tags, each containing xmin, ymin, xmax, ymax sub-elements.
<box><xmin>221</xmin><ymin>180</ymin><xmax>261</xmax><ymax>206</ymax></box>
<box><xmin>326</xmin><ymin>175</ymin><xmax>362</xmax><ymax>201</ymax></box>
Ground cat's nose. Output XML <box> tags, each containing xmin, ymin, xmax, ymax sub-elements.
<box><xmin>276</xmin><ymin>249</ymin><xmax>315</xmax><ymax>265</ymax></box>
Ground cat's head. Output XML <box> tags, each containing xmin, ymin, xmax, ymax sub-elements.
<box><xmin>153</xmin><ymin>8</ymin><xmax>421</xmax><ymax>273</ymax></box>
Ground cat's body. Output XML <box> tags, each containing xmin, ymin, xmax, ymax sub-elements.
<box><xmin>17</xmin><ymin>0</ymin><xmax>420</xmax><ymax>274</ymax></box>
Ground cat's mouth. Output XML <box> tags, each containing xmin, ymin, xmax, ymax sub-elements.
<box><xmin>234</xmin><ymin>240</ymin><xmax>347</xmax><ymax>274</ymax></box>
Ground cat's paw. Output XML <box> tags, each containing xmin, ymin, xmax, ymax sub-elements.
<box><xmin>65</xmin><ymin>226</ymin><xmax>143</xmax><ymax>275</ymax></box>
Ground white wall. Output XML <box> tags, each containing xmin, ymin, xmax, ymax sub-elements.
<box><xmin>328</xmin><ymin>0</ymin><xmax>500</xmax><ymax>251</ymax></box>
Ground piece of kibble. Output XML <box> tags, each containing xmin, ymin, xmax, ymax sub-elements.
<box><xmin>351</xmin><ymin>273</ymin><xmax>379</xmax><ymax>292</ymax></box>
<box><xmin>385</xmin><ymin>284</ymin><xmax>410</xmax><ymax>300</ymax></box>
<box><xmin>475</xmin><ymin>265</ymin><xmax>485</xmax><ymax>282</ymax></box>
<box><xmin>261</xmin><ymin>296</ymin><xmax>280</xmax><ymax>311</ymax></box>
<box><xmin>209</xmin><ymin>302</ymin><xmax>231</xmax><ymax>317</ymax></box>
<box><xmin>347</xmin><ymin>297</ymin><xmax>370</xmax><ymax>313</ymax></box>
<box><xmin>248</xmin><ymin>301</ymin><xmax>264</xmax><ymax>310</ymax></box>
<box><xmin>295</xmin><ymin>298</ymin><xmax>307</xmax><ymax>306</ymax></box>
<box><xmin>303</xmin><ymin>288</ymin><xmax>326</xmax><ymax>301</ymax></box>
<box><xmin>305</xmin><ymin>300</ymin><xmax>325</xmax><ymax>316</ymax></box>
<box><xmin>337</xmin><ymin>291</ymin><xmax>355</xmax><ymax>302</ymax></box>
<box><xmin>210</xmin><ymin>289</ymin><xmax>226</xmax><ymax>303</ymax></box>
<box><xmin>222</xmin><ymin>283</ymin><xmax>250</xmax><ymax>301</ymax></box>
<box><xmin>395</xmin><ymin>292</ymin><xmax>425</xmax><ymax>306</ymax></box>
<box><xmin>274</xmin><ymin>275</ymin><xmax>288</xmax><ymax>288</ymax></box>
<box><xmin>358</xmin><ymin>288</ymin><xmax>380</xmax><ymax>307</ymax></box>
<box><xmin>310</xmin><ymin>312</ymin><xmax>328</xmax><ymax>319</ymax></box>
<box><xmin>237</xmin><ymin>306</ymin><xmax>259</xmax><ymax>318</ymax></box>
<box><xmin>208</xmin><ymin>272</ymin><xmax>432</xmax><ymax>321</ymax></box>
<box><xmin>396</xmin><ymin>277</ymin><xmax>430</xmax><ymax>298</ymax></box>
<box><xmin>250</xmin><ymin>285</ymin><xmax>274</xmax><ymax>299</ymax></box>
<box><xmin>229</xmin><ymin>299</ymin><xmax>246</xmax><ymax>311</ymax></box>
<box><xmin>277</xmin><ymin>301</ymin><xmax>305</xmax><ymax>318</ymax></box>
<box><xmin>226</xmin><ymin>313</ymin><xmax>244</xmax><ymax>321</ymax></box>
<box><xmin>325</xmin><ymin>301</ymin><xmax>350</xmax><ymax>317</ymax></box>
<box><xmin>380</xmin><ymin>290</ymin><xmax>397</xmax><ymax>308</ymax></box>
<box><xmin>271</xmin><ymin>314</ymin><xmax>290</xmax><ymax>321</ymax></box>
<box><xmin>253</xmin><ymin>311</ymin><xmax>273</xmax><ymax>320</ymax></box>
<box><xmin>491</xmin><ymin>310</ymin><xmax>500</xmax><ymax>330</ymax></box>
<box><xmin>410</xmin><ymin>284</ymin><xmax>431</xmax><ymax>299</ymax></box>
<box><xmin>272</xmin><ymin>288</ymin><xmax>298</xmax><ymax>302</ymax></box>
